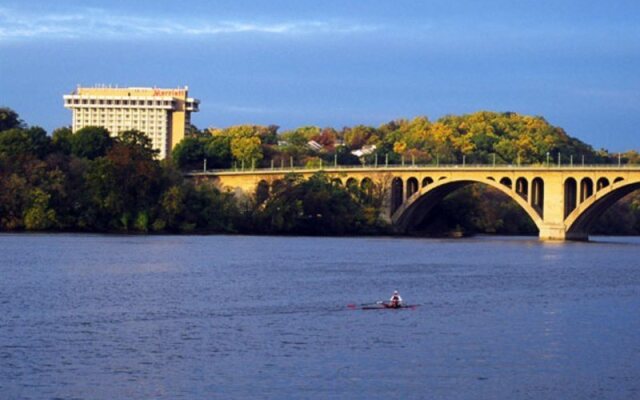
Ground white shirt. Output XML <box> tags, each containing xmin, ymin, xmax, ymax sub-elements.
<box><xmin>390</xmin><ymin>293</ymin><xmax>403</xmax><ymax>303</ymax></box>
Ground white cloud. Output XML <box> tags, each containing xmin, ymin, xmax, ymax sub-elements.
<box><xmin>0</xmin><ymin>7</ymin><xmax>377</xmax><ymax>41</ymax></box>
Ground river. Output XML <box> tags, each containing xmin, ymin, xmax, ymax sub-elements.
<box><xmin>1</xmin><ymin>234</ymin><xmax>639</xmax><ymax>399</ymax></box>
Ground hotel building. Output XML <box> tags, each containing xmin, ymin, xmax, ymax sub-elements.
<box><xmin>63</xmin><ymin>86</ymin><xmax>199</xmax><ymax>158</ymax></box>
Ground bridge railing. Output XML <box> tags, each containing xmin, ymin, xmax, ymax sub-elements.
<box><xmin>188</xmin><ymin>162</ymin><xmax>640</xmax><ymax>175</ymax></box>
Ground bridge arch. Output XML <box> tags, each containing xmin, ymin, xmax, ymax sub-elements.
<box><xmin>392</xmin><ymin>177</ymin><xmax>544</xmax><ymax>233</ymax></box>
<box><xmin>515</xmin><ymin>177</ymin><xmax>528</xmax><ymax>200</ymax></box>
<box><xmin>361</xmin><ymin>178</ymin><xmax>374</xmax><ymax>199</ymax></box>
<box><xmin>565</xmin><ymin>179</ymin><xmax>640</xmax><ymax>238</ymax></box>
<box><xmin>390</xmin><ymin>177</ymin><xmax>404</xmax><ymax>214</ymax></box>
<box><xmin>596</xmin><ymin>177</ymin><xmax>609</xmax><ymax>190</ymax></box>
<box><xmin>500</xmin><ymin>177</ymin><xmax>512</xmax><ymax>189</ymax></box>
<box><xmin>531</xmin><ymin>177</ymin><xmax>544</xmax><ymax>217</ymax></box>
<box><xmin>422</xmin><ymin>177</ymin><xmax>434</xmax><ymax>187</ymax></box>
<box><xmin>580</xmin><ymin>178</ymin><xmax>594</xmax><ymax>203</ymax></box>
<box><xmin>564</xmin><ymin>177</ymin><xmax>577</xmax><ymax>218</ymax></box>
<box><xmin>406</xmin><ymin>177</ymin><xmax>419</xmax><ymax>199</ymax></box>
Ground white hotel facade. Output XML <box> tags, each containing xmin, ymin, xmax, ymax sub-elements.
<box><xmin>64</xmin><ymin>86</ymin><xmax>199</xmax><ymax>158</ymax></box>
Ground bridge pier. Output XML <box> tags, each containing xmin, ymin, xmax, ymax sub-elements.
<box><xmin>538</xmin><ymin>224</ymin><xmax>588</xmax><ymax>241</ymax></box>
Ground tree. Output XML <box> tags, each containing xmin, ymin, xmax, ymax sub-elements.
<box><xmin>118</xmin><ymin>129</ymin><xmax>159</xmax><ymax>160</ymax></box>
<box><xmin>0</xmin><ymin>173</ymin><xmax>29</xmax><ymax>229</ymax></box>
<box><xmin>172</xmin><ymin>137</ymin><xmax>205</xmax><ymax>170</ymax></box>
<box><xmin>172</xmin><ymin>135</ymin><xmax>232</xmax><ymax>170</ymax></box>
<box><xmin>52</xmin><ymin>127</ymin><xmax>73</xmax><ymax>155</ymax></box>
<box><xmin>281</xmin><ymin>126</ymin><xmax>320</xmax><ymax>147</ymax></box>
<box><xmin>344</xmin><ymin>125</ymin><xmax>376</xmax><ymax>149</ymax></box>
<box><xmin>83</xmin><ymin>158</ymin><xmax>123</xmax><ymax>230</ymax></box>
<box><xmin>253</xmin><ymin>172</ymin><xmax>387</xmax><ymax>235</ymax></box>
<box><xmin>0</xmin><ymin>127</ymin><xmax>50</xmax><ymax>159</ymax></box>
<box><xmin>23</xmin><ymin>188</ymin><xmax>57</xmax><ymax>230</ymax></box>
<box><xmin>204</xmin><ymin>135</ymin><xmax>232</xmax><ymax>168</ymax></box>
<box><xmin>72</xmin><ymin>126</ymin><xmax>112</xmax><ymax>159</ymax></box>
<box><xmin>0</xmin><ymin>108</ymin><xmax>24</xmax><ymax>132</ymax></box>
<box><xmin>231</xmin><ymin>136</ymin><xmax>263</xmax><ymax>166</ymax></box>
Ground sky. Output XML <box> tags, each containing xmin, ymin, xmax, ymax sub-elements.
<box><xmin>0</xmin><ymin>0</ymin><xmax>638</xmax><ymax>151</ymax></box>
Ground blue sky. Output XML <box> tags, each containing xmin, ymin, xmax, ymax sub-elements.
<box><xmin>0</xmin><ymin>0</ymin><xmax>638</xmax><ymax>151</ymax></box>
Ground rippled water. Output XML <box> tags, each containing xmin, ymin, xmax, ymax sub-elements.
<box><xmin>1</xmin><ymin>234</ymin><xmax>639</xmax><ymax>399</ymax></box>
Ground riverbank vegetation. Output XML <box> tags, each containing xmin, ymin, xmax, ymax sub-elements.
<box><xmin>1</xmin><ymin>107</ymin><xmax>639</xmax><ymax>235</ymax></box>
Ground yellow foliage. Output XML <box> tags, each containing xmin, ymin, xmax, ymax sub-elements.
<box><xmin>452</xmin><ymin>134</ymin><xmax>476</xmax><ymax>154</ymax></box>
<box><xmin>430</xmin><ymin>122</ymin><xmax>454</xmax><ymax>144</ymax></box>
<box><xmin>393</xmin><ymin>141</ymin><xmax>407</xmax><ymax>155</ymax></box>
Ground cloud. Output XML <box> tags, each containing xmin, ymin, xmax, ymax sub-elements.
<box><xmin>0</xmin><ymin>7</ymin><xmax>377</xmax><ymax>41</ymax></box>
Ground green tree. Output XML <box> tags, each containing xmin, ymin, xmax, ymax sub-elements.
<box><xmin>254</xmin><ymin>172</ymin><xmax>386</xmax><ymax>235</ymax></box>
<box><xmin>0</xmin><ymin>108</ymin><xmax>24</xmax><ymax>132</ymax></box>
<box><xmin>172</xmin><ymin>137</ymin><xmax>205</xmax><ymax>170</ymax></box>
<box><xmin>118</xmin><ymin>129</ymin><xmax>159</xmax><ymax>160</ymax></box>
<box><xmin>52</xmin><ymin>127</ymin><xmax>73</xmax><ymax>155</ymax></box>
<box><xmin>0</xmin><ymin>127</ymin><xmax>50</xmax><ymax>159</ymax></box>
<box><xmin>24</xmin><ymin>188</ymin><xmax>57</xmax><ymax>230</ymax></box>
<box><xmin>204</xmin><ymin>135</ymin><xmax>232</xmax><ymax>168</ymax></box>
<box><xmin>72</xmin><ymin>126</ymin><xmax>113</xmax><ymax>159</ymax></box>
<box><xmin>231</xmin><ymin>136</ymin><xmax>263</xmax><ymax>166</ymax></box>
<box><xmin>281</xmin><ymin>126</ymin><xmax>320</xmax><ymax>147</ymax></box>
<box><xmin>0</xmin><ymin>173</ymin><xmax>29</xmax><ymax>229</ymax></box>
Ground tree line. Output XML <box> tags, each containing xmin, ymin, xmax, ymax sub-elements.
<box><xmin>0</xmin><ymin>107</ymin><xmax>638</xmax><ymax>235</ymax></box>
<box><xmin>173</xmin><ymin>111</ymin><xmax>640</xmax><ymax>171</ymax></box>
<box><xmin>0</xmin><ymin>108</ymin><xmax>386</xmax><ymax>234</ymax></box>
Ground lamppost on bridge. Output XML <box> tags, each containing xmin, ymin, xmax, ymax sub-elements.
<box><xmin>558</xmin><ymin>152</ymin><xmax>561</xmax><ymax>167</ymax></box>
<box><xmin>546</xmin><ymin>152</ymin><xmax>550</xmax><ymax>167</ymax></box>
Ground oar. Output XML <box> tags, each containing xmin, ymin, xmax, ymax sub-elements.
<box><xmin>347</xmin><ymin>301</ymin><xmax>384</xmax><ymax>309</ymax></box>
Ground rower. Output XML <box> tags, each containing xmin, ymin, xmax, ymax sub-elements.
<box><xmin>389</xmin><ymin>290</ymin><xmax>403</xmax><ymax>308</ymax></box>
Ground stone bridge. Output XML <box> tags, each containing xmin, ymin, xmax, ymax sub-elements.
<box><xmin>188</xmin><ymin>165</ymin><xmax>640</xmax><ymax>241</ymax></box>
